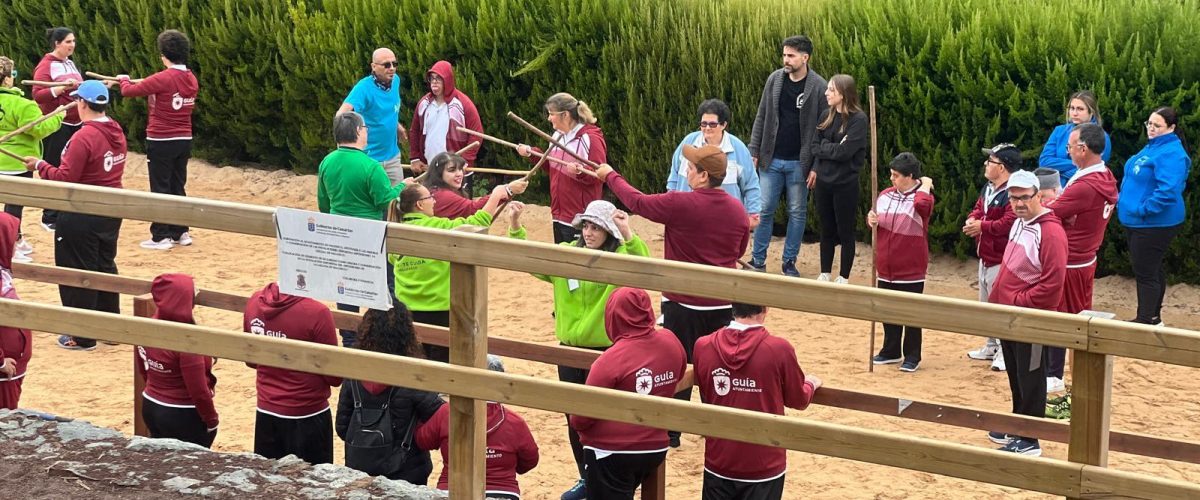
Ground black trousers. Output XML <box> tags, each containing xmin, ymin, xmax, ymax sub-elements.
<box><xmin>877</xmin><ymin>280</ymin><xmax>924</xmax><ymax>363</ymax></box>
<box><xmin>1</xmin><ymin>171</ymin><xmax>34</xmax><ymax>237</ymax></box>
<box><xmin>1000</xmin><ymin>340</ymin><xmax>1047</xmax><ymax>442</ymax></box>
<box><xmin>1047</xmin><ymin>347</ymin><xmax>1066</xmax><ymax>379</ymax></box>
<box><xmin>702</xmin><ymin>471</ymin><xmax>786</xmax><ymax>500</ymax></box>
<box><xmin>147</xmin><ymin>139</ymin><xmax>192</xmax><ymax>241</ymax></box>
<box><xmin>663</xmin><ymin>301</ymin><xmax>732</xmax><ymax>440</ymax></box>
<box><xmin>40</xmin><ymin>124</ymin><xmax>81</xmax><ymax>225</ymax></box>
<box><xmin>1127</xmin><ymin>225</ymin><xmax>1181</xmax><ymax>324</ymax></box>
<box><xmin>815</xmin><ymin>179</ymin><xmax>859</xmax><ymax>278</ymax></box>
<box><xmin>254</xmin><ymin>408</ymin><xmax>334</xmax><ymax>465</ymax></box>
<box><xmin>411</xmin><ymin>310</ymin><xmax>450</xmax><ymax>362</ymax></box>
<box><xmin>142</xmin><ymin>397</ymin><xmax>216</xmax><ymax>448</ymax></box>
<box><xmin>584</xmin><ymin>449</ymin><xmax>666</xmax><ymax>500</ymax></box>
<box><xmin>553</xmin><ymin>221</ymin><xmax>581</xmax><ymax>244</ymax></box>
<box><xmin>559</xmin><ymin>344</ymin><xmax>607</xmax><ymax>478</ymax></box>
<box><xmin>56</xmin><ymin>212</ymin><xmax>122</xmax><ymax>347</ymax></box>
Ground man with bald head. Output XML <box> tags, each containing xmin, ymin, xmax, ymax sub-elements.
<box><xmin>338</xmin><ymin>48</ymin><xmax>406</xmax><ymax>185</ymax></box>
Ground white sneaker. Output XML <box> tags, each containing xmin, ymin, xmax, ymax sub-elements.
<box><xmin>11</xmin><ymin>252</ymin><xmax>32</xmax><ymax>263</ymax></box>
<box><xmin>173</xmin><ymin>232</ymin><xmax>193</xmax><ymax>246</ymax></box>
<box><xmin>991</xmin><ymin>349</ymin><xmax>1006</xmax><ymax>371</ymax></box>
<box><xmin>140</xmin><ymin>238</ymin><xmax>174</xmax><ymax>250</ymax></box>
<box><xmin>14</xmin><ymin>238</ymin><xmax>33</xmax><ymax>255</ymax></box>
<box><xmin>835</xmin><ymin>276</ymin><xmax>850</xmax><ymax>284</ymax></box>
<box><xmin>967</xmin><ymin>342</ymin><xmax>999</xmax><ymax>360</ymax></box>
<box><xmin>817</xmin><ymin>273</ymin><xmax>831</xmax><ymax>282</ymax></box>
<box><xmin>1046</xmin><ymin>377</ymin><xmax>1066</xmax><ymax>394</ymax></box>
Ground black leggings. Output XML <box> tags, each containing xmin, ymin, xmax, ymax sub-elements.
<box><xmin>877</xmin><ymin>280</ymin><xmax>924</xmax><ymax>363</ymax></box>
<box><xmin>559</xmin><ymin>344</ymin><xmax>607</xmax><ymax>479</ymax></box>
<box><xmin>142</xmin><ymin>397</ymin><xmax>216</xmax><ymax>448</ymax></box>
<box><xmin>1127</xmin><ymin>225</ymin><xmax>1181</xmax><ymax>324</ymax></box>
<box><xmin>815</xmin><ymin>180</ymin><xmax>859</xmax><ymax>278</ymax></box>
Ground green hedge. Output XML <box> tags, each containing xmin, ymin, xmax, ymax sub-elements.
<box><xmin>3</xmin><ymin>0</ymin><xmax>1199</xmax><ymax>281</ymax></box>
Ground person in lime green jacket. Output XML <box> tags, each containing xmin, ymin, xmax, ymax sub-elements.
<box><xmin>388</xmin><ymin>179</ymin><xmax>514</xmax><ymax>362</ymax></box>
<box><xmin>505</xmin><ymin>198</ymin><xmax>649</xmax><ymax>493</ymax></box>
<box><xmin>0</xmin><ymin>56</ymin><xmax>64</xmax><ymax>260</ymax></box>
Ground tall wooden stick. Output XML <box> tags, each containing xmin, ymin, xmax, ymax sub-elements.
<box><xmin>868</xmin><ymin>85</ymin><xmax>880</xmax><ymax>373</ymax></box>
<box><xmin>504</xmin><ymin>113</ymin><xmax>600</xmax><ymax>179</ymax></box>
<box><xmin>455</xmin><ymin>126</ymin><xmax>577</xmax><ymax>169</ymax></box>
<box><xmin>413</xmin><ymin>141</ymin><xmax>482</xmax><ymax>182</ymax></box>
<box><xmin>0</xmin><ymin>145</ymin><xmax>24</xmax><ymax>161</ymax></box>
<box><xmin>85</xmin><ymin>71</ymin><xmax>143</xmax><ymax>83</ymax></box>
<box><xmin>21</xmin><ymin>80</ymin><xmax>71</xmax><ymax>87</ymax></box>
<box><xmin>0</xmin><ymin>103</ymin><xmax>72</xmax><ymax>146</ymax></box>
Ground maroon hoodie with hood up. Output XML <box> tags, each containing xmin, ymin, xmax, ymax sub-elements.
<box><xmin>416</xmin><ymin>401</ymin><xmax>540</xmax><ymax>496</ymax></box>
<box><xmin>35</xmin><ymin>118</ymin><xmax>126</xmax><ymax>188</ymax></box>
<box><xmin>243</xmin><ymin>282</ymin><xmax>341</xmax><ymax>417</ymax></box>
<box><xmin>408</xmin><ymin>60</ymin><xmax>483</xmax><ymax>166</ymax></box>
<box><xmin>0</xmin><ymin>213</ymin><xmax>33</xmax><ymax>389</ymax></box>
<box><xmin>694</xmin><ymin>317</ymin><xmax>816</xmax><ymax>482</ymax></box>
<box><xmin>136</xmin><ymin>273</ymin><xmax>219</xmax><ymax>429</ymax></box>
<box><xmin>570</xmin><ymin>287</ymin><xmax>687</xmax><ymax>452</ymax></box>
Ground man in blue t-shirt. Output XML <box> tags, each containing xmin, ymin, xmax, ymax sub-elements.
<box><xmin>338</xmin><ymin>48</ymin><xmax>405</xmax><ymax>186</ymax></box>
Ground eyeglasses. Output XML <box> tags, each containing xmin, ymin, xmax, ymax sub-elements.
<box><xmin>699</xmin><ymin>121</ymin><xmax>721</xmax><ymax>129</ymax></box>
<box><xmin>375</xmin><ymin>61</ymin><xmax>399</xmax><ymax>69</ymax></box>
<box><xmin>1065</xmin><ymin>142</ymin><xmax>1083</xmax><ymax>152</ymax></box>
<box><xmin>983</xmin><ymin>159</ymin><xmax>1003</xmax><ymax>167</ymax></box>
<box><xmin>1010</xmin><ymin>193</ymin><xmax>1036</xmax><ymax>202</ymax></box>
<box><xmin>1144</xmin><ymin>121</ymin><xmax>1165</xmax><ymax>130</ymax></box>
<box><xmin>418</xmin><ymin>195</ymin><xmax>434</xmax><ymax>202</ymax></box>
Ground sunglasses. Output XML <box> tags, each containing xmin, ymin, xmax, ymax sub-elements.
<box><xmin>375</xmin><ymin>61</ymin><xmax>399</xmax><ymax>69</ymax></box>
<box><xmin>699</xmin><ymin>121</ymin><xmax>722</xmax><ymax>129</ymax></box>
<box><xmin>8</xmin><ymin>70</ymin><xmax>16</xmax><ymax>79</ymax></box>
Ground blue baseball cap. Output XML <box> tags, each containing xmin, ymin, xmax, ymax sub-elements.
<box><xmin>69</xmin><ymin>80</ymin><xmax>110</xmax><ymax>104</ymax></box>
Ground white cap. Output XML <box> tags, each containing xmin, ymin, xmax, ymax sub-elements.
<box><xmin>1006</xmin><ymin>170</ymin><xmax>1039</xmax><ymax>191</ymax></box>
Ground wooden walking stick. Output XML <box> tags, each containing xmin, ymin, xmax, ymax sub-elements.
<box><xmin>455</xmin><ymin>126</ymin><xmax>578</xmax><ymax>170</ymax></box>
<box><xmin>868</xmin><ymin>85</ymin><xmax>880</xmax><ymax>373</ymax></box>
<box><xmin>0</xmin><ymin>103</ymin><xmax>73</xmax><ymax>145</ymax></box>
<box><xmin>85</xmin><ymin>71</ymin><xmax>143</xmax><ymax>84</ymax></box>
<box><xmin>21</xmin><ymin>80</ymin><xmax>72</xmax><ymax>87</ymax></box>
<box><xmin>0</xmin><ymin>145</ymin><xmax>25</xmax><ymax>161</ymax></box>
<box><xmin>412</xmin><ymin>141</ymin><xmax>482</xmax><ymax>182</ymax></box>
<box><xmin>506</xmin><ymin>112</ymin><xmax>600</xmax><ymax>179</ymax></box>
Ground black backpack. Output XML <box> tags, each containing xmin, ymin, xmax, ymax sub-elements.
<box><xmin>344</xmin><ymin>381</ymin><xmax>417</xmax><ymax>476</ymax></box>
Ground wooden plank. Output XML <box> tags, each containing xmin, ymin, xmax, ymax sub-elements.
<box><xmin>1078</xmin><ymin>465</ymin><xmax>1200</xmax><ymax>499</ymax></box>
<box><xmin>1088</xmin><ymin>318</ymin><xmax>1200</xmax><ymax>369</ymax></box>
<box><xmin>448</xmin><ymin>263</ymin><xmax>487</xmax><ymax>499</ymax></box>
<box><xmin>1068</xmin><ymin>350</ymin><xmax>1113</xmax><ymax>469</ymax></box>
<box><xmin>131</xmin><ymin>294</ymin><xmax>154</xmax><ymax>438</ymax></box>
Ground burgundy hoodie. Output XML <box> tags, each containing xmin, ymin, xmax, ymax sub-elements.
<box><xmin>528</xmin><ymin>123</ymin><xmax>608</xmax><ymax>224</ymax></box>
<box><xmin>408</xmin><ymin>61</ymin><xmax>484</xmax><ymax>165</ymax></box>
<box><xmin>36</xmin><ymin>118</ymin><xmax>126</xmax><ymax>188</ymax></box>
<box><xmin>243</xmin><ymin>282</ymin><xmax>341</xmax><ymax>417</ymax></box>
<box><xmin>0</xmin><ymin>213</ymin><xmax>33</xmax><ymax>384</ymax></box>
<box><xmin>431</xmin><ymin>186</ymin><xmax>489</xmax><ymax>219</ymax></box>
<box><xmin>571</xmin><ymin>287</ymin><xmax>687</xmax><ymax>451</ymax></box>
<box><xmin>694</xmin><ymin>319</ymin><xmax>816</xmax><ymax>481</ymax></box>
<box><xmin>1046</xmin><ymin>165</ymin><xmax>1119</xmax><ymax>266</ymax></box>
<box><xmin>32</xmin><ymin>53</ymin><xmax>82</xmax><ymax>125</ymax></box>
<box><xmin>988</xmin><ymin>210</ymin><xmax>1067</xmax><ymax>310</ymax></box>
<box><xmin>416</xmin><ymin>402</ymin><xmax>539</xmax><ymax>496</ymax></box>
<box><xmin>874</xmin><ymin>184</ymin><xmax>934</xmax><ymax>282</ymax></box>
<box><xmin>119</xmin><ymin>67</ymin><xmax>199</xmax><ymax>140</ymax></box>
<box><xmin>966</xmin><ymin>181</ymin><xmax>1016</xmax><ymax>267</ymax></box>
<box><xmin>136</xmin><ymin>274</ymin><xmax>219</xmax><ymax>428</ymax></box>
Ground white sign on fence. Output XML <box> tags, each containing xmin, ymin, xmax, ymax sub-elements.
<box><xmin>275</xmin><ymin>207</ymin><xmax>391</xmax><ymax>310</ymax></box>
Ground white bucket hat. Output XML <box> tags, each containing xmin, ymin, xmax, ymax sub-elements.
<box><xmin>570</xmin><ymin>200</ymin><xmax>624</xmax><ymax>244</ymax></box>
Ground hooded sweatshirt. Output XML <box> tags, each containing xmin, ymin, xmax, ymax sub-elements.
<box><xmin>1046</xmin><ymin>164</ymin><xmax>1119</xmax><ymax>266</ymax></box>
<box><xmin>135</xmin><ymin>274</ymin><xmax>219</xmax><ymax>428</ymax></box>
<box><xmin>527</xmin><ymin>123</ymin><xmax>608</xmax><ymax>224</ymax></box>
<box><xmin>1118</xmin><ymin>132</ymin><xmax>1191</xmax><ymax>228</ymax></box>
<box><xmin>988</xmin><ymin>210</ymin><xmax>1067</xmax><ymax>310</ymax></box>
<box><xmin>244</xmin><ymin>282</ymin><xmax>341</xmax><ymax>418</ymax></box>
<box><xmin>570</xmin><ymin>288</ymin><xmax>687</xmax><ymax>451</ymax></box>
<box><xmin>1038</xmin><ymin>120</ymin><xmax>1112</xmax><ymax>185</ymax></box>
<box><xmin>118</xmin><ymin>66</ymin><xmax>198</xmax><ymax>141</ymax></box>
<box><xmin>0</xmin><ymin>213</ymin><xmax>33</xmax><ymax>383</ymax></box>
<box><xmin>391</xmin><ymin>210</ymin><xmax>494</xmax><ymax>312</ymax></box>
<box><xmin>0</xmin><ymin>86</ymin><xmax>64</xmax><ymax>174</ymax></box>
<box><xmin>416</xmin><ymin>402</ymin><xmax>539</xmax><ymax>496</ymax></box>
<box><xmin>694</xmin><ymin>319</ymin><xmax>816</xmax><ymax>482</ymax></box>
<box><xmin>408</xmin><ymin>61</ymin><xmax>483</xmax><ymax>166</ymax></box>
<box><xmin>32</xmin><ymin>53</ymin><xmax>82</xmax><ymax>125</ymax></box>
<box><xmin>431</xmin><ymin>186</ymin><xmax>489</xmax><ymax>220</ymax></box>
<box><xmin>874</xmin><ymin>182</ymin><xmax>934</xmax><ymax>283</ymax></box>
<box><xmin>966</xmin><ymin>181</ymin><xmax>1016</xmax><ymax>267</ymax></box>
<box><xmin>35</xmin><ymin>118</ymin><xmax>126</xmax><ymax>188</ymax></box>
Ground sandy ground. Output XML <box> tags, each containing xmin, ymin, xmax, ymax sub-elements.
<box><xmin>8</xmin><ymin>153</ymin><xmax>1200</xmax><ymax>499</ymax></box>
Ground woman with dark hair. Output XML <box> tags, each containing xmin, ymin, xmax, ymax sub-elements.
<box><xmin>1117</xmin><ymin>106</ymin><xmax>1191</xmax><ymax>326</ymax></box>
<box><xmin>32</xmin><ymin>27</ymin><xmax>84</xmax><ymax>232</ymax></box>
<box><xmin>1038</xmin><ymin>90</ymin><xmax>1112</xmax><ymax>185</ymax></box>
<box><xmin>388</xmin><ymin>181</ymin><xmax>513</xmax><ymax>361</ymax></box>
<box><xmin>422</xmin><ymin>151</ymin><xmax>527</xmax><ymax>219</ymax></box>
<box><xmin>667</xmin><ymin>99</ymin><xmax>761</xmax><ymax>223</ymax></box>
<box><xmin>0</xmin><ymin>55</ymin><xmax>64</xmax><ymax>261</ymax></box>
<box><xmin>336</xmin><ymin>304</ymin><xmax>444</xmax><ymax>485</ymax></box>
<box><xmin>811</xmin><ymin>74</ymin><xmax>869</xmax><ymax>284</ymax></box>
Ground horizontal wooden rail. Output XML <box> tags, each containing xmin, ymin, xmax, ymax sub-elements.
<box><xmin>2</xmin><ymin>176</ymin><xmax>1198</xmax><ymax>369</ymax></box>
<box><xmin>1</xmin><ymin>299</ymin><xmax>1196</xmax><ymax>499</ymax></box>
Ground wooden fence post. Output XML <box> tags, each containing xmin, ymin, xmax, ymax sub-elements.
<box><xmin>1067</xmin><ymin>349</ymin><xmax>1112</xmax><ymax>468</ymax></box>
<box><xmin>448</xmin><ymin>263</ymin><xmax>488</xmax><ymax>499</ymax></box>
<box><xmin>131</xmin><ymin>294</ymin><xmax>155</xmax><ymax>437</ymax></box>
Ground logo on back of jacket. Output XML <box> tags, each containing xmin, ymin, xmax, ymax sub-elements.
<box><xmin>171</xmin><ymin>93</ymin><xmax>195</xmax><ymax>111</ymax></box>
<box><xmin>711</xmin><ymin>367</ymin><xmax>760</xmax><ymax>396</ymax></box>
<box><xmin>103</xmin><ymin>150</ymin><xmax>126</xmax><ymax>172</ymax></box>
<box><xmin>634</xmin><ymin>367</ymin><xmax>677</xmax><ymax>395</ymax></box>
<box><xmin>249</xmin><ymin>317</ymin><xmax>288</xmax><ymax>338</ymax></box>
<box><xmin>137</xmin><ymin>346</ymin><xmax>166</xmax><ymax>372</ymax></box>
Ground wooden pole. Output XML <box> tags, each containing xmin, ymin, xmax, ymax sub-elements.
<box><xmin>413</xmin><ymin>141</ymin><xmax>481</xmax><ymax>182</ymax></box>
<box><xmin>1067</xmin><ymin>349</ymin><xmax>1113</xmax><ymax>468</ymax></box>
<box><xmin>448</xmin><ymin>263</ymin><xmax>488</xmax><ymax>499</ymax></box>
<box><xmin>0</xmin><ymin>146</ymin><xmax>23</xmax><ymax>161</ymax></box>
<box><xmin>0</xmin><ymin>103</ymin><xmax>72</xmax><ymax>145</ymax></box>
<box><xmin>21</xmin><ymin>80</ymin><xmax>71</xmax><ymax>87</ymax></box>
<box><xmin>84</xmin><ymin>71</ymin><xmax>143</xmax><ymax>83</ymax></box>
<box><xmin>506</xmin><ymin>111</ymin><xmax>603</xmax><ymax>176</ymax></box>
<box><xmin>465</xmin><ymin>166</ymin><xmax>531</xmax><ymax>176</ymax></box>
<box><xmin>868</xmin><ymin>85</ymin><xmax>879</xmax><ymax>373</ymax></box>
<box><xmin>131</xmin><ymin>294</ymin><xmax>154</xmax><ymax>437</ymax></box>
<box><xmin>455</xmin><ymin>126</ymin><xmax>577</xmax><ymax>169</ymax></box>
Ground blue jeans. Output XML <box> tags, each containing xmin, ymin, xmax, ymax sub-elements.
<box><xmin>752</xmin><ymin>159</ymin><xmax>808</xmax><ymax>263</ymax></box>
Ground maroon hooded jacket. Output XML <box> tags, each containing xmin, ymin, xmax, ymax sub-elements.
<box><xmin>987</xmin><ymin>210</ymin><xmax>1067</xmax><ymax>310</ymax></box>
<box><xmin>119</xmin><ymin>67</ymin><xmax>199</xmax><ymax>140</ymax></box>
<box><xmin>0</xmin><ymin>213</ymin><xmax>33</xmax><ymax>386</ymax></box>
<box><xmin>1046</xmin><ymin>165</ymin><xmax>1119</xmax><ymax>267</ymax></box>
<box><xmin>966</xmin><ymin>181</ymin><xmax>1016</xmax><ymax>267</ymax></box>
<box><xmin>243</xmin><ymin>282</ymin><xmax>341</xmax><ymax>417</ymax></box>
<box><xmin>694</xmin><ymin>319</ymin><xmax>816</xmax><ymax>482</ymax></box>
<box><xmin>571</xmin><ymin>287</ymin><xmax>687</xmax><ymax>452</ymax></box>
<box><xmin>528</xmin><ymin>123</ymin><xmax>608</xmax><ymax>224</ymax></box>
<box><xmin>32</xmin><ymin>53</ymin><xmax>83</xmax><ymax>125</ymax></box>
<box><xmin>136</xmin><ymin>274</ymin><xmax>219</xmax><ymax>429</ymax></box>
<box><xmin>408</xmin><ymin>61</ymin><xmax>483</xmax><ymax>166</ymax></box>
<box><xmin>35</xmin><ymin>118</ymin><xmax>126</xmax><ymax>188</ymax></box>
<box><xmin>431</xmin><ymin>186</ymin><xmax>490</xmax><ymax>219</ymax></box>
<box><xmin>416</xmin><ymin>401</ymin><xmax>539</xmax><ymax>497</ymax></box>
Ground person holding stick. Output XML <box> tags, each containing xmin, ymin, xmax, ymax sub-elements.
<box><xmin>515</xmin><ymin>92</ymin><xmax>607</xmax><ymax>244</ymax></box>
<box><xmin>866</xmin><ymin>153</ymin><xmax>934</xmax><ymax>372</ymax></box>
<box><xmin>1037</xmin><ymin>90</ymin><xmax>1112</xmax><ymax>186</ymax></box>
<box><xmin>0</xmin><ymin>213</ymin><xmax>34</xmax><ymax>410</ymax></box>
<box><xmin>115</xmin><ymin>30</ymin><xmax>199</xmax><ymax>250</ymax></box>
<box><xmin>32</xmin><ymin>27</ymin><xmax>85</xmax><ymax>232</ymax></box>
<box><xmin>507</xmin><ymin>198</ymin><xmax>648</xmax><ymax>499</ymax></box>
<box><xmin>812</xmin><ymin>74</ymin><xmax>869</xmax><ymax>284</ymax></box>
<box><xmin>0</xmin><ymin>56</ymin><xmax>64</xmax><ymax>262</ymax></box>
<box><xmin>338</xmin><ymin>48</ymin><xmax>406</xmax><ymax>186</ymax></box>
<box><xmin>22</xmin><ymin>80</ymin><xmax>126</xmax><ymax>351</ymax></box>
<box><xmin>963</xmin><ymin>143</ymin><xmax>1021</xmax><ymax>371</ymax></box>
<box><xmin>668</xmin><ymin>98</ymin><xmax>761</xmax><ymax>226</ymax></box>
<box><xmin>407</xmin><ymin>61</ymin><xmax>483</xmax><ymax>192</ymax></box>
<box><xmin>423</xmin><ymin>152</ymin><xmax>527</xmax><ymax>219</ymax></box>
<box><xmin>388</xmin><ymin>178</ymin><xmax>515</xmax><ymax>362</ymax></box>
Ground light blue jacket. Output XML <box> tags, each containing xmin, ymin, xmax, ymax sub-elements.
<box><xmin>1038</xmin><ymin>120</ymin><xmax>1112</xmax><ymax>186</ymax></box>
<box><xmin>666</xmin><ymin>131</ymin><xmax>761</xmax><ymax>214</ymax></box>
<box><xmin>1118</xmin><ymin>132</ymin><xmax>1190</xmax><ymax>228</ymax></box>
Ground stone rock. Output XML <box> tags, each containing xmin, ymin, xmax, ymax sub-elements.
<box><xmin>306</xmin><ymin>463</ymin><xmax>368</xmax><ymax>489</ymax></box>
<box><xmin>57</xmin><ymin>419</ymin><xmax>121</xmax><ymax>442</ymax></box>
<box><xmin>212</xmin><ymin>468</ymin><xmax>259</xmax><ymax>492</ymax></box>
<box><xmin>126</xmin><ymin>435</ymin><xmax>209</xmax><ymax>453</ymax></box>
<box><xmin>299</xmin><ymin>487</ymin><xmax>338</xmax><ymax>500</ymax></box>
<box><xmin>161</xmin><ymin>476</ymin><xmax>202</xmax><ymax>491</ymax></box>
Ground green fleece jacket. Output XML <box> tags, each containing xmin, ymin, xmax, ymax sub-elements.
<box><xmin>317</xmin><ymin>146</ymin><xmax>401</xmax><ymax>220</ymax></box>
<box><xmin>0</xmin><ymin>87</ymin><xmax>63</xmax><ymax>173</ymax></box>
<box><xmin>508</xmin><ymin>227</ymin><xmax>650</xmax><ymax>348</ymax></box>
<box><xmin>390</xmin><ymin>210</ymin><xmax>493</xmax><ymax>311</ymax></box>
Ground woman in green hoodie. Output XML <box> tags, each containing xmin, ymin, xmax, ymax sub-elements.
<box><xmin>506</xmin><ymin>198</ymin><xmax>649</xmax><ymax>498</ymax></box>
<box><xmin>0</xmin><ymin>56</ymin><xmax>64</xmax><ymax>261</ymax></box>
<box><xmin>388</xmin><ymin>176</ymin><xmax>513</xmax><ymax>362</ymax></box>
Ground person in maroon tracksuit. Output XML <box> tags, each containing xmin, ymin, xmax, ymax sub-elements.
<box><xmin>407</xmin><ymin>60</ymin><xmax>484</xmax><ymax>193</ymax></box>
<box><xmin>24</xmin><ymin>80</ymin><xmax>127</xmax><ymax>351</ymax></box>
<box><xmin>963</xmin><ymin>143</ymin><xmax>1021</xmax><ymax>371</ymax></box>
<box><xmin>135</xmin><ymin>273</ymin><xmax>219</xmax><ymax>447</ymax></box>
<box><xmin>0</xmin><ymin>213</ymin><xmax>33</xmax><ymax>409</ymax></box>
<box><xmin>985</xmin><ymin>170</ymin><xmax>1067</xmax><ymax>457</ymax></box>
<box><xmin>32</xmin><ymin>27</ymin><xmax>84</xmax><ymax>231</ymax></box>
<box><xmin>416</xmin><ymin>355</ymin><xmax>539</xmax><ymax>500</ymax></box>
<box><xmin>569</xmin><ymin>287</ymin><xmax>687</xmax><ymax>499</ymax></box>
<box><xmin>424</xmin><ymin>152</ymin><xmax>528</xmax><ymax>219</ymax></box>
<box><xmin>694</xmin><ymin>303</ymin><xmax>821</xmax><ymax>500</ymax></box>
<box><xmin>118</xmin><ymin>30</ymin><xmax>199</xmax><ymax>249</ymax></box>
<box><xmin>867</xmin><ymin>153</ymin><xmax>935</xmax><ymax>372</ymax></box>
<box><xmin>244</xmin><ymin>282</ymin><xmax>342</xmax><ymax>464</ymax></box>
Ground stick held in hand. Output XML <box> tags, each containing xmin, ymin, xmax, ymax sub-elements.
<box><xmin>0</xmin><ymin>103</ymin><xmax>73</xmax><ymax>146</ymax></box>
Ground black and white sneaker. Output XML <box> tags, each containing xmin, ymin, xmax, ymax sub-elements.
<box><xmin>999</xmin><ymin>438</ymin><xmax>1042</xmax><ymax>456</ymax></box>
<box><xmin>987</xmin><ymin>431</ymin><xmax>1013</xmax><ymax>445</ymax></box>
<box><xmin>899</xmin><ymin>360</ymin><xmax>920</xmax><ymax>372</ymax></box>
<box><xmin>872</xmin><ymin>355</ymin><xmax>902</xmax><ymax>365</ymax></box>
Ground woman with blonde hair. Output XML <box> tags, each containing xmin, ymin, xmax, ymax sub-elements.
<box><xmin>1038</xmin><ymin>90</ymin><xmax>1112</xmax><ymax>185</ymax></box>
<box><xmin>812</xmin><ymin>74</ymin><xmax>869</xmax><ymax>284</ymax></box>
